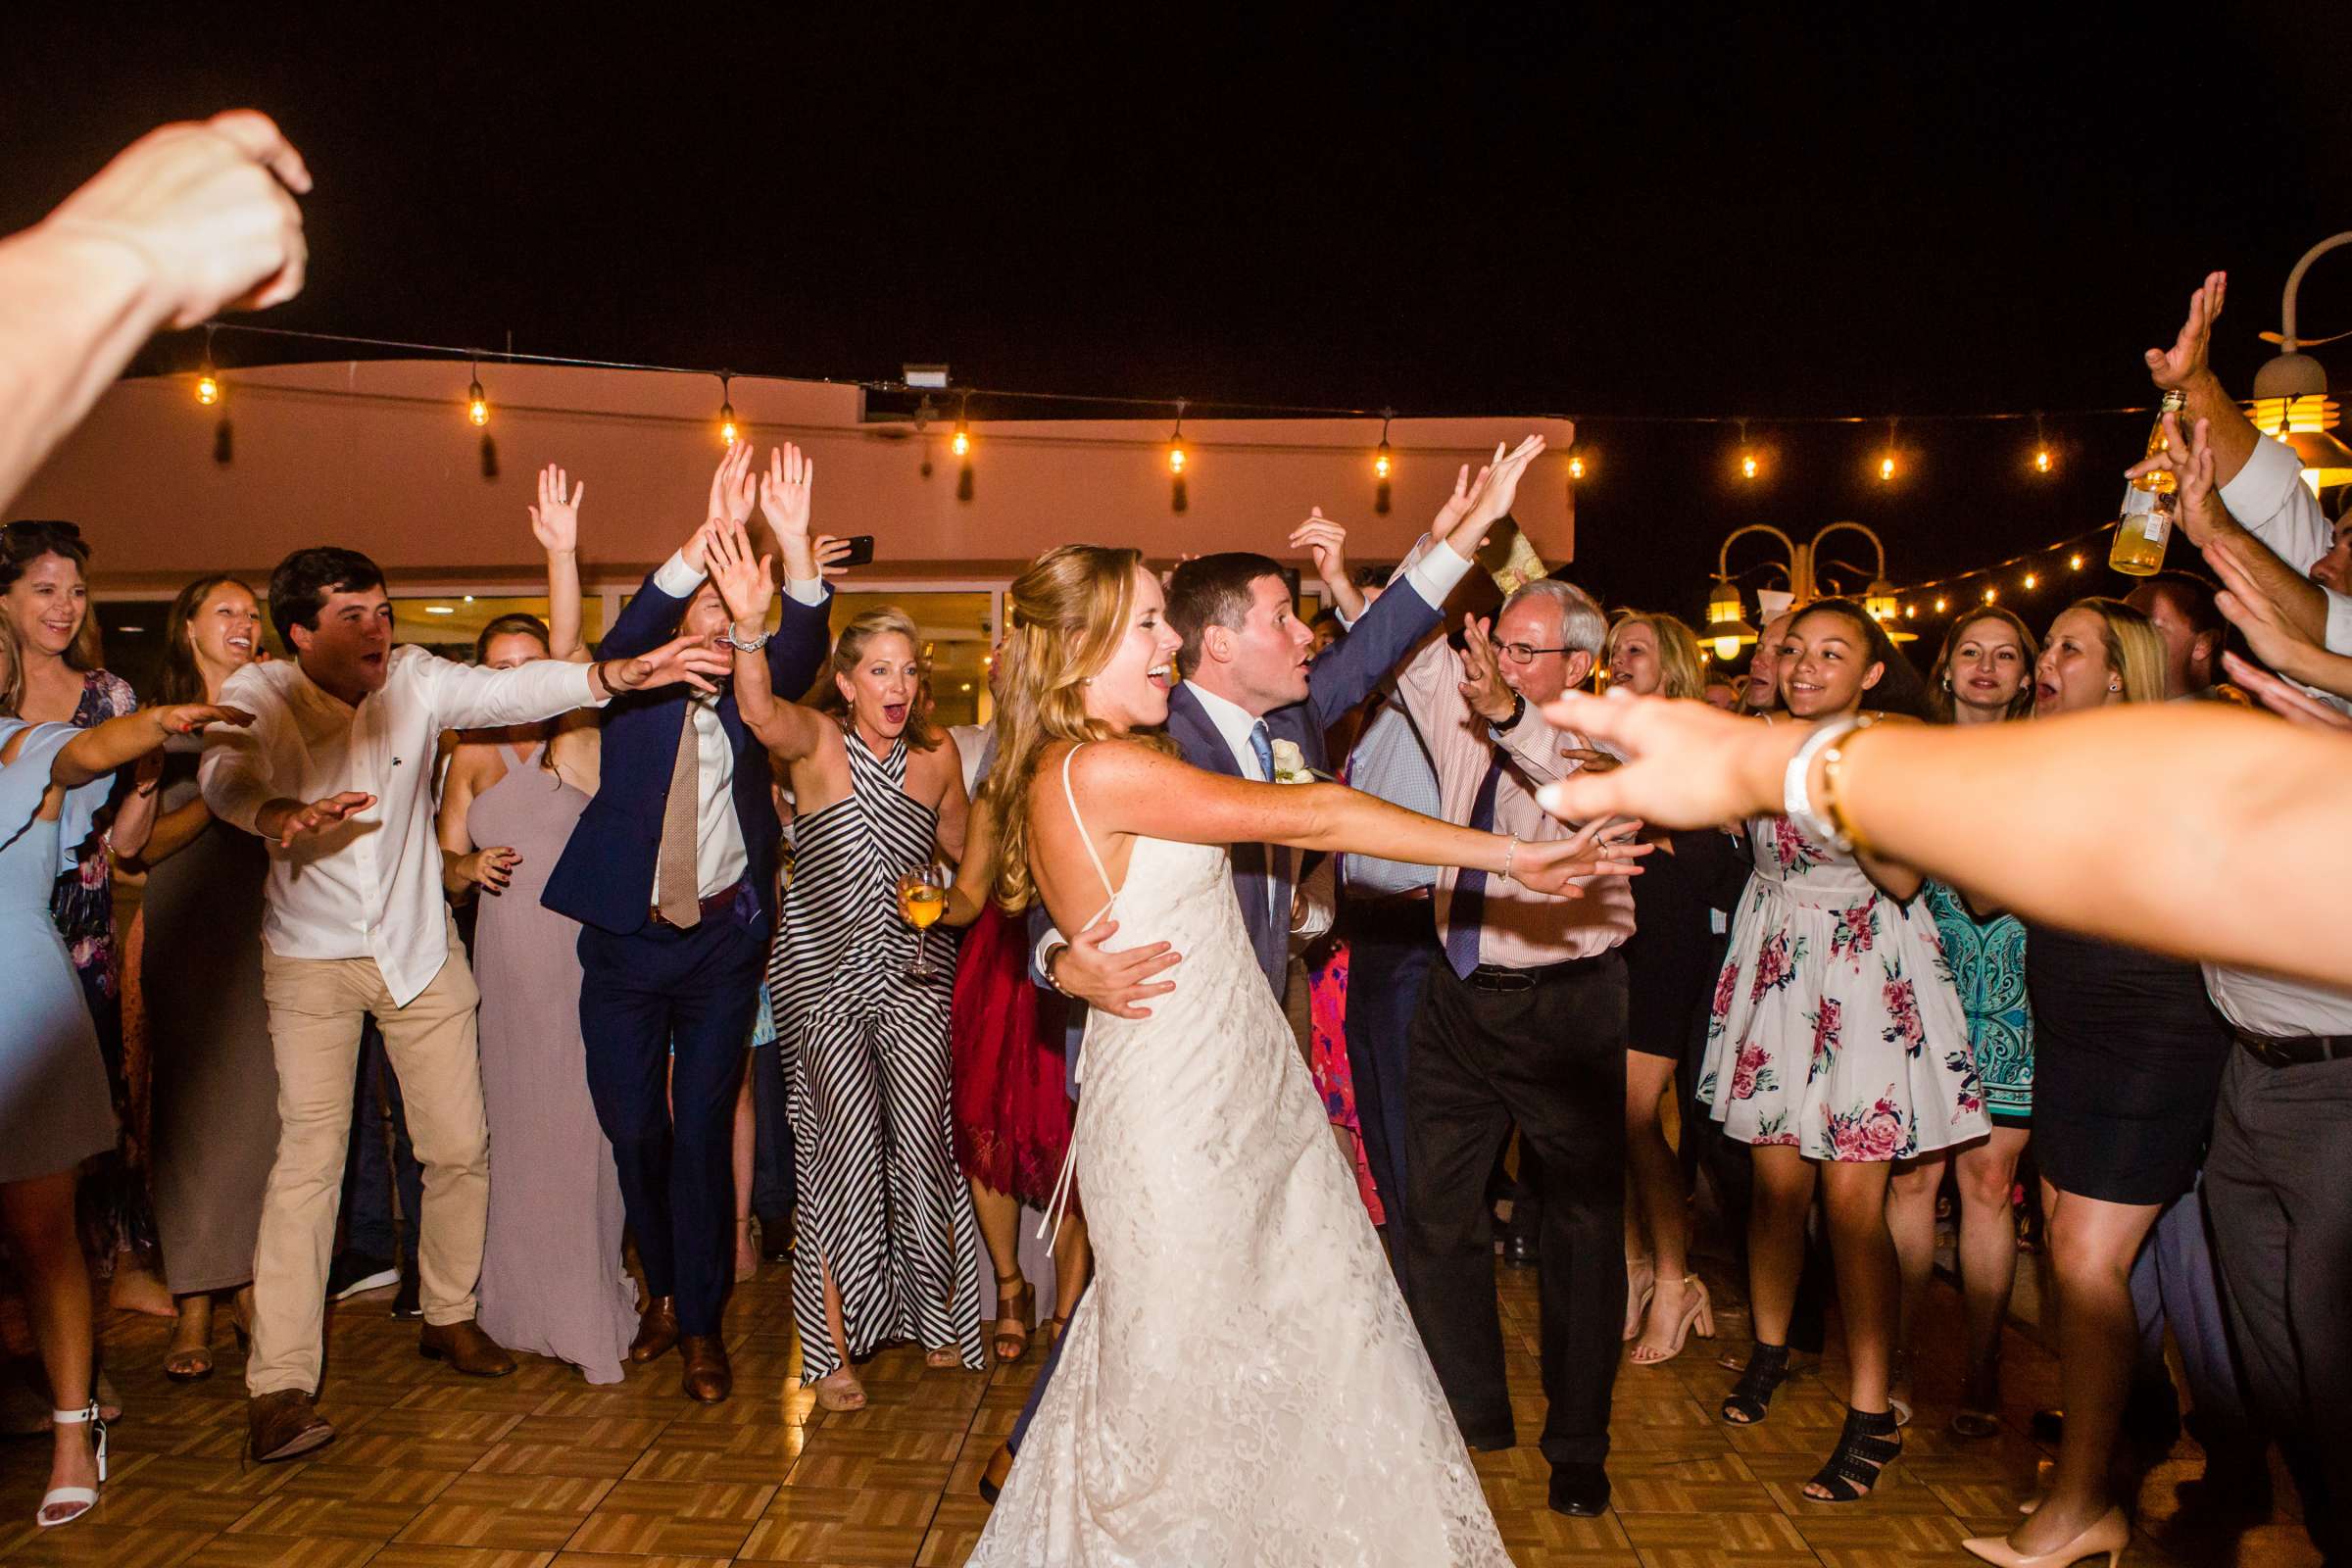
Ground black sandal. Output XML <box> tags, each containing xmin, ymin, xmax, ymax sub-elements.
<box><xmin>1719</xmin><ymin>1341</ymin><xmax>1792</xmax><ymax>1425</ymax></box>
<box><xmin>1804</xmin><ymin>1405</ymin><xmax>1902</xmax><ymax>1501</ymax></box>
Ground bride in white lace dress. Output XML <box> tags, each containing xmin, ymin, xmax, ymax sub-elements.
<box><xmin>964</xmin><ymin>545</ymin><xmax>1640</xmax><ymax>1567</ymax></box>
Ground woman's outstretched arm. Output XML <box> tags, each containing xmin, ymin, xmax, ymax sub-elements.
<box><xmin>1533</xmin><ymin>692</ymin><xmax>2352</xmax><ymax>987</ymax></box>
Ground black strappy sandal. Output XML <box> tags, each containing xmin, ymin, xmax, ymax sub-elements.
<box><xmin>1719</xmin><ymin>1341</ymin><xmax>1792</xmax><ymax>1425</ymax></box>
<box><xmin>1803</xmin><ymin>1406</ymin><xmax>1902</xmax><ymax>1501</ymax></box>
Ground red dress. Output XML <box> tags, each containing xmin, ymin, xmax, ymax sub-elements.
<box><xmin>951</xmin><ymin>902</ymin><xmax>1076</xmax><ymax>1209</ymax></box>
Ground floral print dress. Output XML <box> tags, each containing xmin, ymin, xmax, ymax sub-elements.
<box><xmin>1697</xmin><ymin>814</ymin><xmax>1987</xmax><ymax>1162</ymax></box>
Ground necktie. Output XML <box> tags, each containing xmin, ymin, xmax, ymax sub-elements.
<box><xmin>656</xmin><ymin>701</ymin><xmax>704</xmax><ymax>927</ymax></box>
<box><xmin>1248</xmin><ymin>720</ymin><xmax>1287</xmax><ymax>925</ymax></box>
<box><xmin>1444</xmin><ymin>754</ymin><xmax>1506</xmax><ymax>978</ymax></box>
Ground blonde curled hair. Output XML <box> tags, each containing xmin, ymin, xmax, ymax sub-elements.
<box><xmin>980</xmin><ymin>545</ymin><xmax>1171</xmax><ymax>911</ymax></box>
<box><xmin>813</xmin><ymin>606</ymin><xmax>940</xmax><ymax>751</ymax></box>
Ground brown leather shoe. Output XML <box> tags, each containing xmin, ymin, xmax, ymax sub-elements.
<box><xmin>679</xmin><ymin>1333</ymin><xmax>731</xmax><ymax>1404</ymax></box>
<box><xmin>978</xmin><ymin>1441</ymin><xmax>1014</xmax><ymax>1504</ymax></box>
<box><xmin>629</xmin><ymin>1295</ymin><xmax>679</xmax><ymax>1364</ymax></box>
<box><xmin>417</xmin><ymin>1318</ymin><xmax>517</xmax><ymax>1378</ymax></box>
<box><xmin>248</xmin><ymin>1389</ymin><xmax>335</xmax><ymax>1462</ymax></box>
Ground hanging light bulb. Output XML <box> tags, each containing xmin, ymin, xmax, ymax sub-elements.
<box><xmin>952</xmin><ymin>393</ymin><xmax>972</xmax><ymax>459</ymax></box>
<box><xmin>1168</xmin><ymin>400</ymin><xmax>1189</xmax><ymax>475</ymax></box>
<box><xmin>2023</xmin><ymin>571</ymin><xmax>2038</xmax><ymax>590</ymax></box>
<box><xmin>1904</xmin><ymin>604</ymin><xmax>1918</xmax><ymax>619</ymax></box>
<box><xmin>195</xmin><ymin>325</ymin><xmax>220</xmax><ymax>406</ymax></box>
<box><xmin>1878</xmin><ymin>417</ymin><xmax>1898</xmax><ymax>482</ymax></box>
<box><xmin>2069</xmin><ymin>552</ymin><xmax>2084</xmax><ymax>570</ymax></box>
<box><xmin>1983</xmin><ymin>586</ymin><xmax>1998</xmax><ymax>604</ymax></box>
<box><xmin>2033</xmin><ymin>412</ymin><xmax>2053</xmax><ymax>474</ymax></box>
<box><xmin>466</xmin><ymin>361</ymin><xmax>489</xmax><ymax>427</ymax></box>
<box><xmin>1742</xmin><ymin>453</ymin><xmax>1759</xmax><ymax>480</ymax></box>
<box><xmin>717</xmin><ymin>373</ymin><xmax>738</xmax><ymax>445</ymax></box>
<box><xmin>1737</xmin><ymin>419</ymin><xmax>1759</xmax><ymax>481</ymax></box>
<box><xmin>1934</xmin><ymin>597</ymin><xmax>1948</xmax><ymax>613</ymax></box>
<box><xmin>1569</xmin><ymin>453</ymin><xmax>1588</xmax><ymax>480</ymax></box>
<box><xmin>1374</xmin><ymin>411</ymin><xmax>1394</xmax><ymax>481</ymax></box>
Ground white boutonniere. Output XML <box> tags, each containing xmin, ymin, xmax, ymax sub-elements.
<box><xmin>1269</xmin><ymin>738</ymin><xmax>1314</xmax><ymax>784</ymax></box>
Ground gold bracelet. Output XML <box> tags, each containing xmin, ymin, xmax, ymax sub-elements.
<box><xmin>1819</xmin><ymin>714</ymin><xmax>1883</xmax><ymax>858</ymax></box>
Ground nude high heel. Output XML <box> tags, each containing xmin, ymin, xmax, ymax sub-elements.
<box><xmin>1962</xmin><ymin>1505</ymin><xmax>2129</xmax><ymax>1568</ymax></box>
<box><xmin>1629</xmin><ymin>1276</ymin><xmax>1716</xmax><ymax>1365</ymax></box>
<box><xmin>1622</xmin><ymin>1257</ymin><xmax>1655</xmax><ymax>1342</ymax></box>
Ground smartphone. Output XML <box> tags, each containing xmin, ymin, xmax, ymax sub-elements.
<box><xmin>835</xmin><ymin>535</ymin><xmax>876</xmax><ymax>569</ymax></box>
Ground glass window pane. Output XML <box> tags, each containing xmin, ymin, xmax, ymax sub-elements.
<box><xmin>391</xmin><ymin>594</ymin><xmax>606</xmax><ymax>662</ymax></box>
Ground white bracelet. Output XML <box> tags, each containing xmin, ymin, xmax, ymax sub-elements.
<box><xmin>1782</xmin><ymin>714</ymin><xmax>1867</xmax><ymax>853</ymax></box>
<box><xmin>1500</xmin><ymin>836</ymin><xmax>1517</xmax><ymax>882</ymax></box>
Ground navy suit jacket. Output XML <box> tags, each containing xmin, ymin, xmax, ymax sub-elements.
<box><xmin>543</xmin><ymin>568</ymin><xmax>832</xmax><ymax>940</ymax></box>
<box><xmin>1036</xmin><ymin>569</ymin><xmax>1448</xmax><ymax>1015</ymax></box>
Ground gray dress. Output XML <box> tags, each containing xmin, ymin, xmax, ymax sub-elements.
<box><xmin>468</xmin><ymin>745</ymin><xmax>637</xmax><ymax>1383</ymax></box>
<box><xmin>146</xmin><ymin>738</ymin><xmax>279</xmax><ymax>1294</ymax></box>
<box><xmin>0</xmin><ymin>720</ymin><xmax>118</xmax><ymax>1183</ymax></box>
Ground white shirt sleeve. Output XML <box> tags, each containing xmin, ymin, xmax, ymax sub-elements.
<box><xmin>783</xmin><ymin>577</ymin><xmax>825</xmax><ymax>608</ymax></box>
<box><xmin>1402</xmin><ymin>535</ymin><xmax>1477</xmax><ymax>608</ymax></box>
<box><xmin>416</xmin><ymin>650</ymin><xmax>603</xmax><ymax>732</ymax></box>
<box><xmin>652</xmin><ymin>549</ymin><xmax>705</xmax><ymax>598</ymax></box>
<box><xmin>2218</xmin><ymin>434</ymin><xmax>2332</xmax><ymax>575</ymax></box>
<box><xmin>198</xmin><ymin>664</ymin><xmax>281</xmax><ymax>835</ymax></box>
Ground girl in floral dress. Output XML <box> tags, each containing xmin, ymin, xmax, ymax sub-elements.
<box><xmin>1697</xmin><ymin>599</ymin><xmax>1985</xmax><ymax>1503</ymax></box>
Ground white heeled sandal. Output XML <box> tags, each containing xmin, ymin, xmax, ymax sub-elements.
<box><xmin>38</xmin><ymin>1401</ymin><xmax>106</xmax><ymax>1528</ymax></box>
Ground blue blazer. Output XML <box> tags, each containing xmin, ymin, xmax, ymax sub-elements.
<box><xmin>543</xmin><ymin>569</ymin><xmax>832</xmax><ymax>939</ymax></box>
<box><xmin>1034</xmin><ymin>571</ymin><xmax>1447</xmax><ymax>1015</ymax></box>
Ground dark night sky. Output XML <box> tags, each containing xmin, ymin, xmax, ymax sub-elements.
<box><xmin>6</xmin><ymin>7</ymin><xmax>2348</xmax><ymax>625</ymax></box>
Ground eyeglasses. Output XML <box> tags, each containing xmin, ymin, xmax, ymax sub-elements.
<box><xmin>1496</xmin><ymin>641</ymin><xmax>1574</xmax><ymax>665</ymax></box>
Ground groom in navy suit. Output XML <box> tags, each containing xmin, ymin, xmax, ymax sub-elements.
<box><xmin>544</xmin><ymin>449</ymin><xmax>833</xmax><ymax>1404</ymax></box>
<box><xmin>980</xmin><ymin>497</ymin><xmax>1497</xmax><ymax>1500</ymax></box>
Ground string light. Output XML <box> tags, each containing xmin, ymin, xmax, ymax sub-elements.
<box><xmin>466</xmin><ymin>361</ymin><xmax>489</xmax><ymax>427</ymax></box>
<box><xmin>2069</xmin><ymin>553</ymin><xmax>2083</xmax><ymax>570</ymax></box>
<box><xmin>195</xmin><ymin>325</ymin><xmax>220</xmax><ymax>406</ymax></box>
<box><xmin>1904</xmin><ymin>605</ymin><xmax>1918</xmax><ymax>619</ymax></box>
<box><xmin>1168</xmin><ymin>400</ymin><xmax>1189</xmax><ymax>475</ymax></box>
<box><xmin>2033</xmin><ymin>412</ymin><xmax>2053</xmax><ymax>474</ymax></box>
<box><xmin>2023</xmin><ymin>571</ymin><xmax>2038</xmax><ymax>590</ymax></box>
<box><xmin>1374</xmin><ymin>410</ymin><xmax>1394</xmax><ymax>480</ymax></box>
<box><xmin>952</xmin><ymin>393</ymin><xmax>971</xmax><ymax>459</ymax></box>
<box><xmin>1984</xmin><ymin>586</ymin><xmax>1998</xmax><ymax>604</ymax></box>
<box><xmin>1738</xmin><ymin>419</ymin><xmax>1759</xmax><ymax>481</ymax></box>
<box><xmin>717</xmin><ymin>373</ymin><xmax>738</xmax><ymax>444</ymax></box>
<box><xmin>1569</xmin><ymin>453</ymin><xmax>1588</xmax><ymax>480</ymax></box>
<box><xmin>1878</xmin><ymin>419</ymin><xmax>1898</xmax><ymax>482</ymax></box>
<box><xmin>1935</xmin><ymin>597</ymin><xmax>1948</xmax><ymax>613</ymax></box>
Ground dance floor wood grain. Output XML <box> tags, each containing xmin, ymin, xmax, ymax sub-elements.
<box><xmin>0</xmin><ymin>1253</ymin><xmax>2314</xmax><ymax>1566</ymax></box>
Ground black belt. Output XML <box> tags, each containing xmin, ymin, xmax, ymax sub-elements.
<box><xmin>1461</xmin><ymin>954</ymin><xmax>1615</xmax><ymax>993</ymax></box>
<box><xmin>649</xmin><ymin>878</ymin><xmax>746</xmax><ymax>928</ymax></box>
<box><xmin>2234</xmin><ymin>1029</ymin><xmax>2352</xmax><ymax>1069</ymax></box>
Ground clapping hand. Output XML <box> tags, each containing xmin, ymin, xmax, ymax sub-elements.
<box><xmin>456</xmin><ymin>846</ymin><xmax>521</xmax><ymax>895</ymax></box>
<box><xmin>529</xmin><ymin>465</ymin><xmax>584</xmax><ymax>555</ymax></box>
<box><xmin>706</xmin><ymin>515</ymin><xmax>777</xmax><ymax>627</ymax></box>
<box><xmin>2145</xmin><ymin>270</ymin><xmax>2225</xmax><ymax>393</ymax></box>
<box><xmin>1508</xmin><ymin>814</ymin><xmax>1652</xmax><ymax>897</ymax></box>
<box><xmin>1455</xmin><ymin>615</ymin><xmax>1517</xmax><ymax>723</ymax></box>
<box><xmin>1432</xmin><ymin>433</ymin><xmax>1550</xmax><ymax>559</ymax></box>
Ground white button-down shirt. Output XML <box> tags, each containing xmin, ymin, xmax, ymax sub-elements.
<box><xmin>646</xmin><ymin>551</ymin><xmax>826</xmax><ymax>903</ymax></box>
<box><xmin>201</xmin><ymin>646</ymin><xmax>604</xmax><ymax>1005</ymax></box>
<box><xmin>2205</xmin><ymin>432</ymin><xmax>2352</xmax><ymax>1036</ymax></box>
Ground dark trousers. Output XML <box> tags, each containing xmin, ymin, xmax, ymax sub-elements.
<box><xmin>751</xmin><ymin>1038</ymin><xmax>795</xmax><ymax>1226</ymax></box>
<box><xmin>1402</xmin><ymin>951</ymin><xmax>1627</xmax><ymax>1468</ymax></box>
<box><xmin>341</xmin><ymin>1017</ymin><xmax>422</xmax><ymax>1269</ymax></box>
<box><xmin>1340</xmin><ymin>895</ymin><xmax>1436</xmax><ymax>1296</ymax></box>
<box><xmin>2203</xmin><ymin>1047</ymin><xmax>2352</xmax><ymax>1562</ymax></box>
<box><xmin>577</xmin><ymin>902</ymin><xmax>765</xmax><ymax>1338</ymax></box>
<box><xmin>2130</xmin><ymin>1180</ymin><xmax>2265</xmax><ymax>1465</ymax></box>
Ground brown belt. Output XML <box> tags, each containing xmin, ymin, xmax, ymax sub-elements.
<box><xmin>649</xmin><ymin>880</ymin><xmax>745</xmax><ymax>928</ymax></box>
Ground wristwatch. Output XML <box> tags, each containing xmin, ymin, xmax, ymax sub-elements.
<box><xmin>1042</xmin><ymin>942</ymin><xmax>1073</xmax><ymax>997</ymax></box>
<box><xmin>722</xmin><ymin>624</ymin><xmax>771</xmax><ymax>653</ymax></box>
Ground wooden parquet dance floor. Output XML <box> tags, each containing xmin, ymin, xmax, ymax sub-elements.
<box><xmin>0</xmin><ymin>1251</ymin><xmax>2317</xmax><ymax>1567</ymax></box>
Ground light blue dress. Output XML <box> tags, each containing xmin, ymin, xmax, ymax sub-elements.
<box><xmin>0</xmin><ymin>719</ymin><xmax>118</xmax><ymax>1183</ymax></box>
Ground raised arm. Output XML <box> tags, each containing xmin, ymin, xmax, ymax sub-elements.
<box><xmin>2145</xmin><ymin>270</ymin><xmax>2261</xmax><ymax>485</ymax></box>
<box><xmin>757</xmin><ymin>442</ymin><xmax>838</xmax><ymax>696</ymax></box>
<box><xmin>529</xmin><ymin>463</ymin><xmax>590</xmax><ymax>662</ymax></box>
<box><xmin>2132</xmin><ymin>413</ymin><xmax>2339</xmax><ymax>653</ymax></box>
<box><xmin>707</xmin><ymin>514</ymin><xmax>829</xmax><ymax>762</ymax></box>
<box><xmin>0</xmin><ymin>112</ymin><xmax>309</xmax><ymax>512</ymax></box>
<box><xmin>1294</xmin><ymin>510</ymin><xmax>1366</xmax><ymax>622</ymax></box>
<box><xmin>1534</xmin><ymin>691</ymin><xmax>2352</xmax><ymax>988</ymax></box>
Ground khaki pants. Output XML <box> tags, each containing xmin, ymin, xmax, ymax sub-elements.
<box><xmin>247</xmin><ymin>925</ymin><xmax>487</xmax><ymax>1396</ymax></box>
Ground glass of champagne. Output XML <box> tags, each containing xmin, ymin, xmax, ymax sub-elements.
<box><xmin>899</xmin><ymin>860</ymin><xmax>949</xmax><ymax>980</ymax></box>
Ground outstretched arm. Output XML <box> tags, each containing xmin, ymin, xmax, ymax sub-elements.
<box><xmin>0</xmin><ymin>112</ymin><xmax>309</xmax><ymax>513</ymax></box>
<box><xmin>1534</xmin><ymin>691</ymin><xmax>2352</xmax><ymax>988</ymax></box>
<box><xmin>707</xmin><ymin>515</ymin><xmax>828</xmax><ymax>762</ymax></box>
<box><xmin>59</xmin><ymin>703</ymin><xmax>248</xmax><ymax>788</ymax></box>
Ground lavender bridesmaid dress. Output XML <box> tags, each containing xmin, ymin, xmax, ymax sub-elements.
<box><xmin>469</xmin><ymin>745</ymin><xmax>637</xmax><ymax>1382</ymax></box>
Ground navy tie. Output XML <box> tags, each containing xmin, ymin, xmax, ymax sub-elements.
<box><xmin>1445</xmin><ymin>755</ymin><xmax>1506</xmax><ymax>978</ymax></box>
<box><xmin>1248</xmin><ymin>720</ymin><xmax>1276</xmax><ymax>781</ymax></box>
<box><xmin>1249</xmin><ymin>721</ymin><xmax>1287</xmax><ymax>925</ymax></box>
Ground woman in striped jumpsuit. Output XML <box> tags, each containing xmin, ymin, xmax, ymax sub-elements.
<box><xmin>706</xmin><ymin>508</ymin><xmax>982</xmax><ymax>1412</ymax></box>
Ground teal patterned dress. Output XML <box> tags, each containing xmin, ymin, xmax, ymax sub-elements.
<box><xmin>1921</xmin><ymin>880</ymin><xmax>2032</xmax><ymax>1128</ymax></box>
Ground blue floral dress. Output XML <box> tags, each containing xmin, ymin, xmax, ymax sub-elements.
<box><xmin>1697</xmin><ymin>814</ymin><xmax>1987</xmax><ymax>1162</ymax></box>
<box><xmin>1921</xmin><ymin>880</ymin><xmax>2032</xmax><ymax>1128</ymax></box>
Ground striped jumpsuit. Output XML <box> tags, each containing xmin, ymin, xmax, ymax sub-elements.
<box><xmin>769</xmin><ymin>730</ymin><xmax>983</xmax><ymax>1379</ymax></box>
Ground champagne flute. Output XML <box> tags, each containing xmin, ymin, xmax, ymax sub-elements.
<box><xmin>899</xmin><ymin>860</ymin><xmax>949</xmax><ymax>980</ymax></box>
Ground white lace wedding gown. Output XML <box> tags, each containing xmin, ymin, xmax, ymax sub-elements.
<box><xmin>967</xmin><ymin>749</ymin><xmax>1509</xmax><ymax>1567</ymax></box>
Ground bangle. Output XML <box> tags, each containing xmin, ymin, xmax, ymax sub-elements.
<box><xmin>1820</xmin><ymin>718</ymin><xmax>1881</xmax><ymax>858</ymax></box>
<box><xmin>1782</xmin><ymin>713</ymin><xmax>1875</xmax><ymax>853</ymax></box>
<box><xmin>600</xmin><ymin>658</ymin><xmax>635</xmax><ymax>694</ymax></box>
<box><xmin>1500</xmin><ymin>836</ymin><xmax>1518</xmax><ymax>882</ymax></box>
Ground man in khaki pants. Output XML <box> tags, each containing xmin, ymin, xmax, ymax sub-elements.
<box><xmin>204</xmin><ymin>545</ymin><xmax>725</xmax><ymax>1461</ymax></box>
